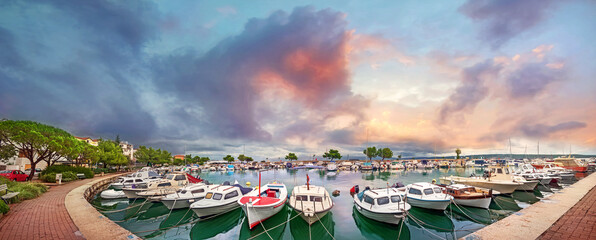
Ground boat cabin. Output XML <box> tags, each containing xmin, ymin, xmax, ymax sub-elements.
<box><xmin>407</xmin><ymin>182</ymin><xmax>443</xmax><ymax>196</ymax></box>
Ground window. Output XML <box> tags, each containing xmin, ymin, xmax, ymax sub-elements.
<box><xmin>364</xmin><ymin>195</ymin><xmax>374</xmax><ymax>205</ymax></box>
<box><xmin>213</xmin><ymin>193</ymin><xmax>223</xmax><ymax>200</ymax></box>
<box><xmin>296</xmin><ymin>195</ymin><xmax>308</xmax><ymax>201</ymax></box>
<box><xmin>192</xmin><ymin>189</ymin><xmax>205</xmax><ymax>194</ymax></box>
<box><xmin>423</xmin><ymin>188</ymin><xmax>433</xmax><ymax>195</ymax></box>
<box><xmin>125</xmin><ymin>180</ymin><xmax>134</xmax><ymax>183</ymax></box>
<box><xmin>377</xmin><ymin>197</ymin><xmax>389</xmax><ymax>205</ymax></box>
<box><xmin>135</xmin><ymin>179</ymin><xmax>143</xmax><ymax>182</ymax></box>
<box><xmin>497</xmin><ymin>169</ymin><xmax>503</xmax><ymax>174</ymax></box>
<box><xmin>224</xmin><ymin>191</ymin><xmax>238</xmax><ymax>199</ymax></box>
<box><xmin>408</xmin><ymin>188</ymin><xmax>422</xmax><ymax>195</ymax></box>
<box><xmin>205</xmin><ymin>192</ymin><xmax>213</xmax><ymax>199</ymax></box>
<box><xmin>391</xmin><ymin>195</ymin><xmax>401</xmax><ymax>203</ymax></box>
<box><xmin>165</xmin><ymin>175</ymin><xmax>175</xmax><ymax>180</ymax></box>
<box><xmin>434</xmin><ymin>188</ymin><xmax>442</xmax><ymax>194</ymax></box>
<box><xmin>180</xmin><ymin>190</ymin><xmax>187</xmax><ymax>194</ymax></box>
<box><xmin>310</xmin><ymin>196</ymin><xmax>322</xmax><ymax>202</ymax></box>
<box><xmin>174</xmin><ymin>175</ymin><xmax>186</xmax><ymax>181</ymax></box>
<box><xmin>505</xmin><ymin>168</ymin><xmax>510</xmax><ymax>174</ymax></box>
<box><xmin>157</xmin><ymin>182</ymin><xmax>172</xmax><ymax>187</ymax></box>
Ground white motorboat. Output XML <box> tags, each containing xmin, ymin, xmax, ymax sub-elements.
<box><xmin>390</xmin><ymin>161</ymin><xmax>404</xmax><ymax>170</ymax></box>
<box><xmin>100</xmin><ymin>189</ymin><xmax>126</xmax><ymax>199</ymax></box>
<box><xmin>405</xmin><ymin>182</ymin><xmax>453</xmax><ymax>211</ymax></box>
<box><xmin>442</xmin><ymin>184</ymin><xmax>494</xmax><ymax>209</ymax></box>
<box><xmin>440</xmin><ymin>176</ymin><xmax>521</xmax><ymax>194</ymax></box>
<box><xmin>288</xmin><ymin>179</ymin><xmax>333</xmax><ymax>225</ymax></box>
<box><xmin>110</xmin><ymin>170</ymin><xmax>161</xmax><ymax>190</ymax></box>
<box><xmin>161</xmin><ymin>182</ymin><xmax>211</xmax><ymax>210</ymax></box>
<box><xmin>351</xmin><ymin>185</ymin><xmax>410</xmax><ymax>225</ymax></box>
<box><xmin>190</xmin><ymin>183</ymin><xmax>254</xmax><ymax>220</ymax></box>
<box><xmin>238</xmin><ymin>181</ymin><xmax>287</xmax><ymax>229</ymax></box>
<box><xmin>122</xmin><ymin>172</ymin><xmax>189</xmax><ymax>199</ymax></box>
<box><xmin>326</xmin><ymin>162</ymin><xmax>338</xmax><ymax>171</ymax></box>
<box><xmin>487</xmin><ymin>166</ymin><xmax>539</xmax><ymax>191</ymax></box>
<box><xmin>543</xmin><ymin>164</ymin><xmax>575</xmax><ymax>180</ymax></box>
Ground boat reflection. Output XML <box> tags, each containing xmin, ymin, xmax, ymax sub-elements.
<box><xmin>449</xmin><ymin>204</ymin><xmax>494</xmax><ymax>225</ymax></box>
<box><xmin>140</xmin><ymin>208</ymin><xmax>197</xmax><ymax>238</ymax></box>
<box><xmin>290</xmin><ymin>211</ymin><xmax>335</xmax><ymax>240</ymax></box>
<box><xmin>352</xmin><ymin>206</ymin><xmax>410</xmax><ymax>240</ymax></box>
<box><xmin>137</xmin><ymin>203</ymin><xmax>170</xmax><ymax>220</ymax></box>
<box><xmin>238</xmin><ymin>205</ymin><xmax>289</xmax><ymax>240</ymax></box>
<box><xmin>407</xmin><ymin>208</ymin><xmax>454</xmax><ymax>232</ymax></box>
<box><xmin>190</xmin><ymin>208</ymin><xmax>243</xmax><ymax>240</ymax></box>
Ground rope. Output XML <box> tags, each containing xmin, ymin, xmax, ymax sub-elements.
<box><xmin>113</xmin><ymin>198</ymin><xmax>150</xmax><ymax>223</ymax></box>
<box><xmin>246</xmin><ymin>210</ymin><xmax>302</xmax><ymax>240</ymax></box>
<box><xmin>249</xmin><ymin>205</ymin><xmax>274</xmax><ymax>240</ymax></box>
<box><xmin>162</xmin><ymin>199</ymin><xmax>177</xmax><ymax>223</ymax></box>
<box><xmin>315</xmin><ymin>213</ymin><xmax>335</xmax><ymax>240</ymax></box>
<box><xmin>396</xmin><ymin>218</ymin><xmax>404</xmax><ymax>240</ymax></box>
<box><xmin>449</xmin><ymin>199</ymin><xmax>491</xmax><ymax>225</ymax></box>
<box><xmin>406</xmin><ymin>212</ymin><xmax>447</xmax><ymax>240</ymax></box>
<box><xmin>131</xmin><ymin>207</ymin><xmax>193</xmax><ymax>235</ymax></box>
<box><xmin>99</xmin><ymin>196</ymin><xmax>143</xmax><ymax>213</ymax></box>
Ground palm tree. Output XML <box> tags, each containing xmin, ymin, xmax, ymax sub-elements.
<box><xmin>455</xmin><ymin>148</ymin><xmax>461</xmax><ymax>159</ymax></box>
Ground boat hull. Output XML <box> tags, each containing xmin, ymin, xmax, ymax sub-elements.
<box><xmin>122</xmin><ymin>188</ymin><xmax>146</xmax><ymax>199</ymax></box>
<box><xmin>440</xmin><ymin>178</ymin><xmax>520</xmax><ymax>195</ymax></box>
<box><xmin>453</xmin><ymin>197</ymin><xmax>491</xmax><ymax>209</ymax></box>
<box><xmin>100</xmin><ymin>189</ymin><xmax>126</xmax><ymax>199</ymax></box>
<box><xmin>191</xmin><ymin>201</ymin><xmax>240</xmax><ymax>220</ymax></box>
<box><xmin>242</xmin><ymin>199</ymin><xmax>286</xmax><ymax>229</ymax></box>
<box><xmin>353</xmin><ymin>204</ymin><xmax>405</xmax><ymax>225</ymax></box>
<box><xmin>516</xmin><ymin>181</ymin><xmax>538</xmax><ymax>191</ymax></box>
<box><xmin>406</xmin><ymin>197</ymin><xmax>451</xmax><ymax>211</ymax></box>
<box><xmin>161</xmin><ymin>197</ymin><xmax>202</xmax><ymax>210</ymax></box>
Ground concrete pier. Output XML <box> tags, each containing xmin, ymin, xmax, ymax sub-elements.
<box><xmin>463</xmin><ymin>172</ymin><xmax>596</xmax><ymax>240</ymax></box>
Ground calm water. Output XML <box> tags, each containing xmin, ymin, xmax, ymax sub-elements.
<box><xmin>92</xmin><ymin>168</ymin><xmax>578</xmax><ymax>240</ymax></box>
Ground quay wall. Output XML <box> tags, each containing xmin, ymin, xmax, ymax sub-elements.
<box><xmin>65</xmin><ymin>173</ymin><xmax>139</xmax><ymax>240</ymax></box>
<box><xmin>463</xmin><ymin>172</ymin><xmax>596</xmax><ymax>240</ymax></box>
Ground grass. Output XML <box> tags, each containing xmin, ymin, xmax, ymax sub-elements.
<box><xmin>0</xmin><ymin>177</ymin><xmax>48</xmax><ymax>203</ymax></box>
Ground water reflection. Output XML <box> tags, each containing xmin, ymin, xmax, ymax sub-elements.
<box><xmin>352</xmin><ymin>206</ymin><xmax>410</xmax><ymax>240</ymax></box>
<box><xmin>190</xmin><ymin>208</ymin><xmax>243</xmax><ymax>239</ymax></box>
<box><xmin>238</xmin><ymin>205</ymin><xmax>288</xmax><ymax>240</ymax></box>
<box><xmin>290</xmin><ymin>211</ymin><xmax>335</xmax><ymax>240</ymax></box>
<box><xmin>407</xmin><ymin>208</ymin><xmax>454</xmax><ymax>232</ymax></box>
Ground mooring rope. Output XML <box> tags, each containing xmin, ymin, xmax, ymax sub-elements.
<box><xmin>315</xmin><ymin>213</ymin><xmax>335</xmax><ymax>240</ymax></box>
<box><xmin>99</xmin><ymin>196</ymin><xmax>143</xmax><ymax>213</ymax></box>
<box><xmin>406</xmin><ymin>212</ymin><xmax>447</xmax><ymax>240</ymax></box>
<box><xmin>396</xmin><ymin>218</ymin><xmax>405</xmax><ymax>240</ymax></box>
<box><xmin>249</xmin><ymin>205</ymin><xmax>274</xmax><ymax>240</ymax></box>
<box><xmin>162</xmin><ymin>199</ymin><xmax>177</xmax><ymax>223</ymax></box>
<box><xmin>246</xmin><ymin>211</ymin><xmax>302</xmax><ymax>240</ymax></box>
<box><xmin>449</xmin><ymin>199</ymin><xmax>490</xmax><ymax>225</ymax></box>
<box><xmin>113</xmin><ymin>198</ymin><xmax>151</xmax><ymax>223</ymax></box>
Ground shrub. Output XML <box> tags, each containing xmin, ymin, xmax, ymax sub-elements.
<box><xmin>0</xmin><ymin>200</ymin><xmax>8</xmax><ymax>214</ymax></box>
<box><xmin>41</xmin><ymin>165</ymin><xmax>94</xmax><ymax>179</ymax></box>
<box><xmin>40</xmin><ymin>173</ymin><xmax>56</xmax><ymax>183</ymax></box>
<box><xmin>93</xmin><ymin>168</ymin><xmax>116</xmax><ymax>174</ymax></box>
<box><xmin>6</xmin><ymin>182</ymin><xmax>48</xmax><ymax>202</ymax></box>
<box><xmin>61</xmin><ymin>171</ymin><xmax>78</xmax><ymax>182</ymax></box>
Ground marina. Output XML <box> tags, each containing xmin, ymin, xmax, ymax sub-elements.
<box><xmin>88</xmin><ymin>162</ymin><xmax>593</xmax><ymax>240</ymax></box>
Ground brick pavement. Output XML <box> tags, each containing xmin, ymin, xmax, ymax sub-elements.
<box><xmin>538</xmin><ymin>185</ymin><xmax>596</xmax><ymax>240</ymax></box>
<box><xmin>0</xmin><ymin>178</ymin><xmax>97</xmax><ymax>240</ymax></box>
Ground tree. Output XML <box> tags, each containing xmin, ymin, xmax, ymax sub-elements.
<box><xmin>398</xmin><ymin>154</ymin><xmax>402</xmax><ymax>160</ymax></box>
<box><xmin>245</xmin><ymin>156</ymin><xmax>253</xmax><ymax>162</ymax></box>
<box><xmin>378</xmin><ymin>148</ymin><xmax>393</xmax><ymax>161</ymax></box>
<box><xmin>97</xmin><ymin>140</ymin><xmax>128</xmax><ymax>169</ymax></box>
<box><xmin>115</xmin><ymin>134</ymin><xmax>121</xmax><ymax>144</ymax></box>
<box><xmin>199</xmin><ymin>157</ymin><xmax>210</xmax><ymax>165</ymax></box>
<box><xmin>363</xmin><ymin>147</ymin><xmax>378</xmax><ymax>160</ymax></box>
<box><xmin>455</xmin><ymin>148</ymin><xmax>461</xmax><ymax>159</ymax></box>
<box><xmin>72</xmin><ymin>140</ymin><xmax>99</xmax><ymax>166</ymax></box>
<box><xmin>323</xmin><ymin>149</ymin><xmax>342</xmax><ymax>161</ymax></box>
<box><xmin>238</xmin><ymin>154</ymin><xmax>246</xmax><ymax>162</ymax></box>
<box><xmin>285</xmin><ymin>153</ymin><xmax>298</xmax><ymax>161</ymax></box>
<box><xmin>0</xmin><ymin>120</ymin><xmax>76</xmax><ymax>180</ymax></box>
<box><xmin>134</xmin><ymin>146</ymin><xmax>172</xmax><ymax>166</ymax></box>
<box><xmin>224</xmin><ymin>155</ymin><xmax>234</xmax><ymax>163</ymax></box>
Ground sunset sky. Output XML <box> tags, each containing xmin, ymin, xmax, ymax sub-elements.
<box><xmin>1</xmin><ymin>0</ymin><xmax>595</xmax><ymax>159</ymax></box>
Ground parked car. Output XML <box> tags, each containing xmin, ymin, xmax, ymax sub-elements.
<box><xmin>24</xmin><ymin>168</ymin><xmax>42</xmax><ymax>177</ymax></box>
<box><xmin>0</xmin><ymin>170</ymin><xmax>29</xmax><ymax>181</ymax></box>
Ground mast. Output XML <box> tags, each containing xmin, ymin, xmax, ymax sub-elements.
<box><xmin>509</xmin><ymin>138</ymin><xmax>512</xmax><ymax>159</ymax></box>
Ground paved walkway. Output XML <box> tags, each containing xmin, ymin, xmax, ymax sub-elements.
<box><xmin>537</xmin><ymin>185</ymin><xmax>596</xmax><ymax>240</ymax></box>
<box><xmin>0</xmin><ymin>174</ymin><xmax>121</xmax><ymax>240</ymax></box>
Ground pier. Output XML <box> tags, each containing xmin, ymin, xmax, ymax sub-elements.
<box><xmin>464</xmin><ymin>172</ymin><xmax>596</xmax><ymax>240</ymax></box>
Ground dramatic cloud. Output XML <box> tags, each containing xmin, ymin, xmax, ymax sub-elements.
<box><xmin>438</xmin><ymin>60</ymin><xmax>502</xmax><ymax>123</ymax></box>
<box><xmin>151</xmin><ymin>6</ymin><xmax>367</xmax><ymax>143</ymax></box>
<box><xmin>506</xmin><ymin>62</ymin><xmax>565</xmax><ymax>99</ymax></box>
<box><xmin>459</xmin><ymin>0</ymin><xmax>557</xmax><ymax>49</ymax></box>
<box><xmin>0</xmin><ymin>0</ymin><xmax>160</xmax><ymax>143</ymax></box>
<box><xmin>480</xmin><ymin>120</ymin><xmax>587</xmax><ymax>142</ymax></box>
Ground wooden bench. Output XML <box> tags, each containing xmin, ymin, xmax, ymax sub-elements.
<box><xmin>76</xmin><ymin>173</ymin><xmax>86</xmax><ymax>179</ymax></box>
<box><xmin>0</xmin><ymin>184</ymin><xmax>19</xmax><ymax>204</ymax></box>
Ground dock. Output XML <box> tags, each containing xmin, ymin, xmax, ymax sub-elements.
<box><xmin>464</xmin><ymin>172</ymin><xmax>596</xmax><ymax>240</ymax></box>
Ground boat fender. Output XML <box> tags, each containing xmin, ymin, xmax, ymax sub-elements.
<box><xmin>246</xmin><ymin>181</ymin><xmax>251</xmax><ymax>187</ymax></box>
<box><xmin>332</xmin><ymin>190</ymin><xmax>340</xmax><ymax>197</ymax></box>
<box><xmin>350</xmin><ymin>185</ymin><xmax>359</xmax><ymax>195</ymax></box>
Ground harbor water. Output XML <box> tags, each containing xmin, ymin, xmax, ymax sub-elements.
<box><xmin>91</xmin><ymin>168</ymin><xmax>580</xmax><ymax>240</ymax></box>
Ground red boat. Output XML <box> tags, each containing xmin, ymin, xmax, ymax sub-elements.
<box><xmin>553</xmin><ymin>157</ymin><xmax>588</xmax><ymax>173</ymax></box>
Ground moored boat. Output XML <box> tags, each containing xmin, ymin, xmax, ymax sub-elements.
<box><xmin>161</xmin><ymin>179</ymin><xmax>210</xmax><ymax>210</ymax></box>
<box><xmin>405</xmin><ymin>182</ymin><xmax>453</xmax><ymax>211</ymax></box>
<box><xmin>238</xmin><ymin>180</ymin><xmax>287</xmax><ymax>229</ymax></box>
<box><xmin>190</xmin><ymin>183</ymin><xmax>254</xmax><ymax>220</ymax></box>
<box><xmin>441</xmin><ymin>184</ymin><xmax>493</xmax><ymax>209</ymax></box>
<box><xmin>288</xmin><ymin>176</ymin><xmax>333</xmax><ymax>225</ymax></box>
<box><xmin>439</xmin><ymin>176</ymin><xmax>521</xmax><ymax>194</ymax></box>
<box><xmin>351</xmin><ymin>185</ymin><xmax>410</xmax><ymax>225</ymax></box>
<box><xmin>100</xmin><ymin>189</ymin><xmax>126</xmax><ymax>199</ymax></box>
<box><xmin>122</xmin><ymin>172</ymin><xmax>189</xmax><ymax>199</ymax></box>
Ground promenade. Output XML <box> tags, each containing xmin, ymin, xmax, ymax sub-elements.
<box><xmin>538</xmin><ymin>184</ymin><xmax>596</xmax><ymax>240</ymax></box>
<box><xmin>0</xmin><ymin>174</ymin><xmax>120</xmax><ymax>240</ymax></box>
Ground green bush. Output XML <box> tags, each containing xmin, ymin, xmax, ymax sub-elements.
<box><xmin>0</xmin><ymin>181</ymin><xmax>49</xmax><ymax>203</ymax></box>
<box><xmin>92</xmin><ymin>168</ymin><xmax>116</xmax><ymax>174</ymax></box>
<box><xmin>61</xmin><ymin>171</ymin><xmax>77</xmax><ymax>182</ymax></box>
<box><xmin>40</xmin><ymin>173</ymin><xmax>56</xmax><ymax>183</ymax></box>
<box><xmin>41</xmin><ymin>165</ymin><xmax>94</xmax><ymax>179</ymax></box>
<box><xmin>0</xmin><ymin>200</ymin><xmax>8</xmax><ymax>214</ymax></box>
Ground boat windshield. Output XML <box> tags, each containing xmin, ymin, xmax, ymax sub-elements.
<box><xmin>310</xmin><ymin>196</ymin><xmax>322</xmax><ymax>202</ymax></box>
<box><xmin>391</xmin><ymin>195</ymin><xmax>401</xmax><ymax>202</ymax></box>
<box><xmin>423</xmin><ymin>188</ymin><xmax>433</xmax><ymax>195</ymax></box>
<box><xmin>205</xmin><ymin>192</ymin><xmax>213</xmax><ymax>199</ymax></box>
<box><xmin>165</xmin><ymin>175</ymin><xmax>175</xmax><ymax>180</ymax></box>
<box><xmin>433</xmin><ymin>188</ymin><xmax>442</xmax><ymax>193</ymax></box>
<box><xmin>213</xmin><ymin>193</ymin><xmax>222</xmax><ymax>200</ymax></box>
<box><xmin>408</xmin><ymin>188</ymin><xmax>422</xmax><ymax>195</ymax></box>
<box><xmin>377</xmin><ymin>197</ymin><xmax>389</xmax><ymax>205</ymax></box>
<box><xmin>364</xmin><ymin>195</ymin><xmax>374</xmax><ymax>205</ymax></box>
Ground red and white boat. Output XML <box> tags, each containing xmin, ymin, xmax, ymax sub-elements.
<box><xmin>238</xmin><ymin>173</ymin><xmax>287</xmax><ymax>229</ymax></box>
<box><xmin>553</xmin><ymin>157</ymin><xmax>588</xmax><ymax>173</ymax></box>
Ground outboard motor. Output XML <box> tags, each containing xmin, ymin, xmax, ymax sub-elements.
<box><xmin>223</xmin><ymin>181</ymin><xmax>230</xmax><ymax>186</ymax></box>
<box><xmin>392</xmin><ymin>182</ymin><xmax>405</xmax><ymax>188</ymax></box>
<box><xmin>350</xmin><ymin>185</ymin><xmax>360</xmax><ymax>196</ymax></box>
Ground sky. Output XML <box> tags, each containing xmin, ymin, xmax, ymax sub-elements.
<box><xmin>1</xmin><ymin>0</ymin><xmax>595</xmax><ymax>160</ymax></box>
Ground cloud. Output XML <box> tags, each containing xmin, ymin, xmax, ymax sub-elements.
<box><xmin>505</xmin><ymin>62</ymin><xmax>565</xmax><ymax>99</ymax></box>
<box><xmin>217</xmin><ymin>6</ymin><xmax>237</xmax><ymax>16</ymax></box>
<box><xmin>151</xmin><ymin>6</ymin><xmax>367</xmax><ymax>145</ymax></box>
<box><xmin>480</xmin><ymin>120</ymin><xmax>587</xmax><ymax>142</ymax></box>
<box><xmin>0</xmin><ymin>0</ymin><xmax>160</xmax><ymax>143</ymax></box>
<box><xmin>459</xmin><ymin>0</ymin><xmax>557</xmax><ymax>49</ymax></box>
<box><xmin>438</xmin><ymin>60</ymin><xmax>502</xmax><ymax>123</ymax></box>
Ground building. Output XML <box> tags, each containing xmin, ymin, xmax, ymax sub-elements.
<box><xmin>119</xmin><ymin>141</ymin><xmax>135</xmax><ymax>162</ymax></box>
<box><xmin>74</xmin><ymin>136</ymin><xmax>99</xmax><ymax>146</ymax></box>
<box><xmin>0</xmin><ymin>150</ymin><xmax>48</xmax><ymax>171</ymax></box>
<box><xmin>173</xmin><ymin>155</ymin><xmax>184</xmax><ymax>161</ymax></box>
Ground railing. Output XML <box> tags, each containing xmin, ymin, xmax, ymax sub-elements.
<box><xmin>83</xmin><ymin>175</ymin><xmax>123</xmax><ymax>202</ymax></box>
